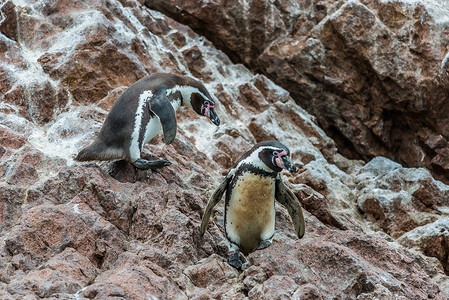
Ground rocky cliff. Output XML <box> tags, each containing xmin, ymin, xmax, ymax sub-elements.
<box><xmin>1</xmin><ymin>0</ymin><xmax>449</xmax><ymax>299</ymax></box>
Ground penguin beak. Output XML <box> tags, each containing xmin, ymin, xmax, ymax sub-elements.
<box><xmin>209</xmin><ymin>109</ymin><xmax>220</xmax><ymax>126</ymax></box>
<box><xmin>282</xmin><ymin>156</ymin><xmax>297</xmax><ymax>173</ymax></box>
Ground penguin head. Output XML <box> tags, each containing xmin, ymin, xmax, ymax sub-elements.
<box><xmin>174</xmin><ymin>76</ymin><xmax>220</xmax><ymax>125</ymax></box>
<box><xmin>190</xmin><ymin>87</ymin><xmax>220</xmax><ymax>127</ymax></box>
<box><xmin>247</xmin><ymin>140</ymin><xmax>297</xmax><ymax>173</ymax></box>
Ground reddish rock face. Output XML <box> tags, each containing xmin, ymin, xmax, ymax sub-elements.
<box><xmin>80</xmin><ymin>254</ymin><xmax>187</xmax><ymax>300</ymax></box>
<box><xmin>355</xmin><ymin>157</ymin><xmax>449</xmax><ymax>238</ymax></box>
<box><xmin>1</xmin><ymin>0</ymin><xmax>449</xmax><ymax>298</ymax></box>
<box><xmin>6</xmin><ymin>248</ymin><xmax>97</xmax><ymax>298</ymax></box>
<box><xmin>0</xmin><ymin>1</ymin><xmax>17</xmax><ymax>41</ymax></box>
<box><xmin>146</xmin><ymin>0</ymin><xmax>449</xmax><ymax>184</ymax></box>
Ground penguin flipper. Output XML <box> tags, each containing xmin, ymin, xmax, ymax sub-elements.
<box><xmin>275</xmin><ymin>178</ymin><xmax>305</xmax><ymax>238</ymax></box>
<box><xmin>200</xmin><ymin>174</ymin><xmax>232</xmax><ymax>236</ymax></box>
<box><xmin>149</xmin><ymin>88</ymin><xmax>177</xmax><ymax>145</ymax></box>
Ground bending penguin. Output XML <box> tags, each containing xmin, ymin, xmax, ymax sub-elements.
<box><xmin>75</xmin><ymin>73</ymin><xmax>220</xmax><ymax>170</ymax></box>
<box><xmin>200</xmin><ymin>140</ymin><xmax>305</xmax><ymax>269</ymax></box>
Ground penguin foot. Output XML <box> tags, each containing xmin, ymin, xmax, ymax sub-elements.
<box><xmin>253</xmin><ymin>239</ymin><xmax>272</xmax><ymax>251</ymax></box>
<box><xmin>228</xmin><ymin>251</ymin><xmax>248</xmax><ymax>270</ymax></box>
<box><xmin>133</xmin><ymin>158</ymin><xmax>172</xmax><ymax>170</ymax></box>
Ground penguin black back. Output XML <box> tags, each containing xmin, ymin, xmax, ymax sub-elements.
<box><xmin>75</xmin><ymin>73</ymin><xmax>220</xmax><ymax>170</ymax></box>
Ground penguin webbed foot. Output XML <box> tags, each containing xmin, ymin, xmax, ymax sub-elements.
<box><xmin>133</xmin><ymin>158</ymin><xmax>172</xmax><ymax>170</ymax></box>
<box><xmin>228</xmin><ymin>251</ymin><xmax>248</xmax><ymax>271</ymax></box>
<box><xmin>253</xmin><ymin>239</ymin><xmax>272</xmax><ymax>251</ymax></box>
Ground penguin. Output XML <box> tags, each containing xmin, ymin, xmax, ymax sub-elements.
<box><xmin>200</xmin><ymin>140</ymin><xmax>305</xmax><ymax>269</ymax></box>
<box><xmin>75</xmin><ymin>73</ymin><xmax>220</xmax><ymax>170</ymax></box>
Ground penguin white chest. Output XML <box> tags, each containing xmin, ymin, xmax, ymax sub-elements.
<box><xmin>129</xmin><ymin>93</ymin><xmax>180</xmax><ymax>161</ymax></box>
<box><xmin>129</xmin><ymin>116</ymin><xmax>162</xmax><ymax>161</ymax></box>
<box><xmin>226</xmin><ymin>172</ymin><xmax>276</xmax><ymax>252</ymax></box>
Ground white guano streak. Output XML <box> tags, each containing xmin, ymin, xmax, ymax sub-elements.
<box><xmin>130</xmin><ymin>90</ymin><xmax>153</xmax><ymax>161</ymax></box>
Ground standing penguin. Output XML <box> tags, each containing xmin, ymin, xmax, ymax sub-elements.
<box><xmin>200</xmin><ymin>140</ymin><xmax>305</xmax><ymax>269</ymax></box>
<box><xmin>75</xmin><ymin>73</ymin><xmax>220</xmax><ymax>170</ymax></box>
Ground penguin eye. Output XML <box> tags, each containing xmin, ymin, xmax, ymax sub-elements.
<box><xmin>204</xmin><ymin>100</ymin><xmax>210</xmax><ymax>106</ymax></box>
<box><xmin>273</xmin><ymin>151</ymin><xmax>279</xmax><ymax>156</ymax></box>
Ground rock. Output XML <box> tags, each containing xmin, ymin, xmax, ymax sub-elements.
<box><xmin>38</xmin><ymin>41</ymin><xmax>146</xmax><ymax>104</ymax></box>
<box><xmin>242</xmin><ymin>265</ymin><xmax>268</xmax><ymax>292</ymax></box>
<box><xmin>398</xmin><ymin>218</ymin><xmax>449</xmax><ymax>274</ymax></box>
<box><xmin>182</xmin><ymin>45</ymin><xmax>212</xmax><ymax>82</ymax></box>
<box><xmin>1</xmin><ymin>0</ymin><xmax>449</xmax><ymax>298</ymax></box>
<box><xmin>146</xmin><ymin>0</ymin><xmax>449</xmax><ymax>185</ymax></box>
<box><xmin>247</xmin><ymin>230</ymin><xmax>443</xmax><ymax>299</ymax></box>
<box><xmin>0</xmin><ymin>283</ymin><xmax>14</xmax><ymax>300</ymax></box>
<box><xmin>4</xmin><ymin>202</ymin><xmax>126</xmax><ymax>274</ymax></box>
<box><xmin>80</xmin><ymin>252</ymin><xmax>187</xmax><ymax>300</ymax></box>
<box><xmin>145</xmin><ymin>0</ymin><xmax>297</xmax><ymax>65</ymax></box>
<box><xmin>0</xmin><ymin>126</ymin><xmax>26</xmax><ymax>149</ymax></box>
<box><xmin>6</xmin><ymin>248</ymin><xmax>97</xmax><ymax>298</ymax></box>
<box><xmin>180</xmin><ymin>254</ymin><xmax>242</xmax><ymax>298</ymax></box>
<box><xmin>238</xmin><ymin>82</ymin><xmax>270</xmax><ymax>113</ymax></box>
<box><xmin>426</xmin><ymin>134</ymin><xmax>448</xmax><ymax>150</ymax></box>
<box><xmin>0</xmin><ymin>1</ymin><xmax>18</xmax><ymax>41</ymax></box>
<box><xmin>4</xmin><ymin>161</ymin><xmax>38</xmax><ymax>185</ymax></box>
<box><xmin>292</xmin><ymin>284</ymin><xmax>326</xmax><ymax>300</ymax></box>
<box><xmin>356</xmin><ymin>157</ymin><xmax>449</xmax><ymax>237</ymax></box>
<box><xmin>293</xmin><ymin>183</ymin><xmax>347</xmax><ymax>230</ymax></box>
<box><xmin>0</xmin><ymin>184</ymin><xmax>26</xmax><ymax>234</ymax></box>
<box><xmin>248</xmin><ymin>275</ymin><xmax>299</xmax><ymax>299</ymax></box>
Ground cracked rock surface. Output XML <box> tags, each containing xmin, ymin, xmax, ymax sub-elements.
<box><xmin>1</xmin><ymin>0</ymin><xmax>449</xmax><ymax>299</ymax></box>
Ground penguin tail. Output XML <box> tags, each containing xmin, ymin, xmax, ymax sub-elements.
<box><xmin>75</xmin><ymin>141</ymin><xmax>122</xmax><ymax>162</ymax></box>
<box><xmin>75</xmin><ymin>143</ymin><xmax>101</xmax><ymax>161</ymax></box>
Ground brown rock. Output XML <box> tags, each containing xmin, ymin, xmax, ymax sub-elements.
<box><xmin>170</xmin><ymin>31</ymin><xmax>187</xmax><ymax>48</ymax></box>
<box><xmin>248</xmin><ymin>275</ymin><xmax>299</xmax><ymax>299</ymax></box>
<box><xmin>292</xmin><ymin>284</ymin><xmax>325</xmax><ymax>299</ymax></box>
<box><xmin>1</xmin><ymin>79</ymin><xmax>68</xmax><ymax>124</ymax></box>
<box><xmin>247</xmin><ymin>229</ymin><xmax>444</xmax><ymax>299</ymax></box>
<box><xmin>248</xmin><ymin>117</ymin><xmax>277</xmax><ymax>142</ymax></box>
<box><xmin>0</xmin><ymin>1</ymin><xmax>18</xmax><ymax>41</ymax></box>
<box><xmin>97</xmin><ymin>86</ymin><xmax>128</xmax><ymax>111</ymax></box>
<box><xmin>25</xmin><ymin>165</ymin><xmax>137</xmax><ymax>236</ymax></box>
<box><xmin>0</xmin><ymin>66</ymin><xmax>11</xmax><ymax>96</ymax></box>
<box><xmin>1</xmin><ymin>0</ymin><xmax>449</xmax><ymax>298</ymax></box>
<box><xmin>238</xmin><ymin>83</ymin><xmax>269</xmax><ymax>113</ymax></box>
<box><xmin>182</xmin><ymin>45</ymin><xmax>211</xmax><ymax>81</ymax></box>
<box><xmin>4</xmin><ymin>162</ymin><xmax>38</xmax><ymax>186</ymax></box>
<box><xmin>294</xmin><ymin>184</ymin><xmax>347</xmax><ymax>230</ymax></box>
<box><xmin>412</xmin><ymin>178</ymin><xmax>449</xmax><ymax>209</ymax></box>
<box><xmin>145</xmin><ymin>0</ymin><xmax>296</xmax><ymax>65</ymax></box>
<box><xmin>242</xmin><ymin>265</ymin><xmax>268</xmax><ymax>292</ymax></box>
<box><xmin>0</xmin><ymin>127</ymin><xmax>26</xmax><ymax>149</ymax></box>
<box><xmin>0</xmin><ymin>184</ymin><xmax>26</xmax><ymax>234</ymax></box>
<box><xmin>426</xmin><ymin>134</ymin><xmax>448</xmax><ymax>150</ymax></box>
<box><xmin>253</xmin><ymin>74</ymin><xmax>290</xmax><ymax>104</ymax></box>
<box><xmin>356</xmin><ymin>157</ymin><xmax>449</xmax><ymax>237</ymax></box>
<box><xmin>148</xmin><ymin>0</ymin><xmax>449</xmax><ymax>184</ymax></box>
<box><xmin>399</xmin><ymin>219</ymin><xmax>449</xmax><ymax>275</ymax></box>
<box><xmin>183</xmin><ymin>254</ymin><xmax>237</xmax><ymax>289</ymax></box>
<box><xmin>4</xmin><ymin>202</ymin><xmax>126</xmax><ymax>272</ymax></box>
<box><xmin>359</xmin><ymin>197</ymin><xmax>385</xmax><ymax>220</ymax></box>
<box><xmin>6</xmin><ymin>248</ymin><xmax>97</xmax><ymax>298</ymax></box>
<box><xmin>80</xmin><ymin>253</ymin><xmax>187</xmax><ymax>300</ymax></box>
<box><xmin>38</xmin><ymin>41</ymin><xmax>146</xmax><ymax>104</ymax></box>
<box><xmin>2</xmin><ymin>85</ymin><xmax>32</xmax><ymax>120</ymax></box>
